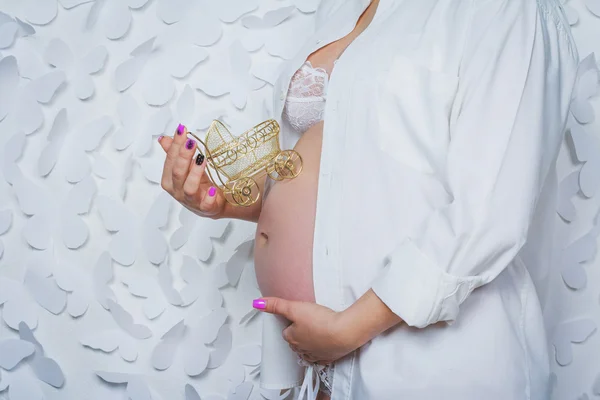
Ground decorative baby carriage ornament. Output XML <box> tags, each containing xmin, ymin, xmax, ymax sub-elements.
<box><xmin>187</xmin><ymin>119</ymin><xmax>303</xmax><ymax>207</ymax></box>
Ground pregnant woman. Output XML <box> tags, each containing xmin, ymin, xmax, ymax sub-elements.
<box><xmin>159</xmin><ymin>0</ymin><xmax>579</xmax><ymax>399</ymax></box>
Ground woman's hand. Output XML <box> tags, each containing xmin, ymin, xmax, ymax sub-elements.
<box><xmin>158</xmin><ymin>124</ymin><xmax>227</xmax><ymax>219</ymax></box>
<box><xmin>253</xmin><ymin>297</ymin><xmax>360</xmax><ymax>365</ymax></box>
<box><xmin>254</xmin><ymin>290</ymin><xmax>404</xmax><ymax>364</ymax></box>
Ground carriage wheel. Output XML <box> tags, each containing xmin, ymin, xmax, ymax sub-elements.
<box><xmin>230</xmin><ymin>177</ymin><xmax>260</xmax><ymax>207</ymax></box>
<box><xmin>266</xmin><ymin>161</ymin><xmax>282</xmax><ymax>181</ymax></box>
<box><xmin>273</xmin><ymin>150</ymin><xmax>303</xmax><ymax>179</ymax></box>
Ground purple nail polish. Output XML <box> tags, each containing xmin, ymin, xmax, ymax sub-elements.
<box><xmin>208</xmin><ymin>187</ymin><xmax>216</xmax><ymax>197</ymax></box>
<box><xmin>157</xmin><ymin>135</ymin><xmax>163</xmax><ymax>142</ymax></box>
<box><xmin>177</xmin><ymin>123</ymin><xmax>185</xmax><ymax>135</ymax></box>
<box><xmin>253</xmin><ymin>299</ymin><xmax>266</xmax><ymax>309</ymax></box>
<box><xmin>185</xmin><ymin>138</ymin><xmax>194</xmax><ymax>150</ymax></box>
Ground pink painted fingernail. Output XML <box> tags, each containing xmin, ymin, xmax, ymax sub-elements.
<box><xmin>157</xmin><ymin>135</ymin><xmax>163</xmax><ymax>142</ymax></box>
<box><xmin>185</xmin><ymin>138</ymin><xmax>194</xmax><ymax>150</ymax></box>
<box><xmin>177</xmin><ymin>123</ymin><xmax>185</xmax><ymax>135</ymax></box>
<box><xmin>253</xmin><ymin>299</ymin><xmax>266</xmax><ymax>309</ymax></box>
<box><xmin>208</xmin><ymin>186</ymin><xmax>216</xmax><ymax>197</ymax></box>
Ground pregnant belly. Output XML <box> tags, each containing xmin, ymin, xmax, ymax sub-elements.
<box><xmin>254</xmin><ymin>121</ymin><xmax>324</xmax><ymax>302</ymax></box>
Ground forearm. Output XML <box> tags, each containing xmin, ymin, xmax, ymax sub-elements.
<box><xmin>338</xmin><ymin>289</ymin><xmax>403</xmax><ymax>348</ymax></box>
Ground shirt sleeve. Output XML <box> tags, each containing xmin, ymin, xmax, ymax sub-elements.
<box><xmin>371</xmin><ymin>0</ymin><xmax>579</xmax><ymax>329</ymax></box>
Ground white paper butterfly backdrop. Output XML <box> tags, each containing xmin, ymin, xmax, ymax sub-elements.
<box><xmin>0</xmin><ymin>0</ymin><xmax>597</xmax><ymax>399</ymax></box>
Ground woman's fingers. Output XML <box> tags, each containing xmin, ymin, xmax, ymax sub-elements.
<box><xmin>161</xmin><ymin>124</ymin><xmax>187</xmax><ymax>192</ymax></box>
<box><xmin>159</xmin><ymin>124</ymin><xmax>225</xmax><ymax>219</ymax></box>
<box><xmin>157</xmin><ymin>135</ymin><xmax>173</xmax><ymax>152</ymax></box>
<box><xmin>172</xmin><ymin>129</ymin><xmax>197</xmax><ymax>196</ymax></box>
<box><xmin>203</xmin><ymin>183</ymin><xmax>219</xmax><ymax>212</ymax></box>
<box><xmin>182</xmin><ymin>153</ymin><xmax>207</xmax><ymax>200</ymax></box>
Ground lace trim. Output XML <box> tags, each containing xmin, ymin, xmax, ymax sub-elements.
<box><xmin>282</xmin><ymin>58</ymin><xmax>342</xmax><ymax>133</ymax></box>
<box><xmin>282</xmin><ymin>59</ymin><xmax>333</xmax><ymax>133</ymax></box>
<box><xmin>287</xmin><ymin>60</ymin><xmax>329</xmax><ymax>100</ymax></box>
<box><xmin>296</xmin><ymin>357</ymin><xmax>334</xmax><ymax>399</ymax></box>
<box><xmin>304</xmin><ymin>60</ymin><xmax>330</xmax><ymax>78</ymax></box>
<box><xmin>285</xmin><ymin>96</ymin><xmax>328</xmax><ymax>104</ymax></box>
<box><xmin>297</xmin><ymin>359</ymin><xmax>320</xmax><ymax>400</ymax></box>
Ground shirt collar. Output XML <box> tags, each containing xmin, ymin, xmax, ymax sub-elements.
<box><xmin>315</xmin><ymin>0</ymin><xmax>373</xmax><ymax>30</ymax></box>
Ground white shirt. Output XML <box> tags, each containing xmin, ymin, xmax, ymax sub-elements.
<box><xmin>260</xmin><ymin>0</ymin><xmax>579</xmax><ymax>399</ymax></box>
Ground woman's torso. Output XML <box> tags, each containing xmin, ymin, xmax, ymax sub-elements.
<box><xmin>253</xmin><ymin>1</ymin><xmax>380</xmax><ymax>302</ymax></box>
<box><xmin>261</xmin><ymin>0</ymin><xmax>574</xmax><ymax>398</ymax></box>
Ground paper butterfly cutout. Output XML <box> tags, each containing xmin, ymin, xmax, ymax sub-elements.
<box><xmin>194</xmin><ymin>40</ymin><xmax>266</xmax><ymax>110</ymax></box>
<box><xmin>96</xmin><ymin>371</ymin><xmax>160</xmax><ymax>400</ymax></box>
<box><xmin>0</xmin><ymin>322</ymin><xmax>64</xmax><ymax>400</ymax></box>
<box><xmin>44</xmin><ymin>38</ymin><xmax>107</xmax><ymax>100</ymax></box>
<box><xmin>553</xmin><ymin>318</ymin><xmax>597</xmax><ymax>366</ymax></box>
<box><xmin>0</xmin><ymin>56</ymin><xmax>65</xmax><ymax>135</ymax></box>
<box><xmin>0</xmin><ymin>11</ymin><xmax>35</xmax><ymax>48</ymax></box>
<box><xmin>86</xmin><ymin>0</ymin><xmax>149</xmax><ymax>40</ymax></box>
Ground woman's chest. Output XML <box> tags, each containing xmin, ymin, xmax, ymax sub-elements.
<box><xmin>275</xmin><ymin>1</ymin><xmax>472</xmax><ymax>173</ymax></box>
<box><xmin>276</xmin><ymin>1</ymin><xmax>471</xmax><ymax>94</ymax></box>
<box><xmin>332</xmin><ymin>13</ymin><xmax>469</xmax><ymax>174</ymax></box>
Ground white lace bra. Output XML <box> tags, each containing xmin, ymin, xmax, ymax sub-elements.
<box><xmin>282</xmin><ymin>59</ymin><xmax>338</xmax><ymax>134</ymax></box>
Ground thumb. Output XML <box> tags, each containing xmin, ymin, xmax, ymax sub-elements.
<box><xmin>253</xmin><ymin>297</ymin><xmax>295</xmax><ymax>320</ymax></box>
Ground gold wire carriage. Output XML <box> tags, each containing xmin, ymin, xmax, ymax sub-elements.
<box><xmin>187</xmin><ymin>119</ymin><xmax>303</xmax><ymax>207</ymax></box>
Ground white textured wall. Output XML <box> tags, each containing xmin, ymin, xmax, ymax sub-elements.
<box><xmin>0</xmin><ymin>0</ymin><xmax>598</xmax><ymax>399</ymax></box>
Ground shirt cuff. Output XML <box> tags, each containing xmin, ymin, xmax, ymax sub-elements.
<box><xmin>371</xmin><ymin>237</ymin><xmax>476</xmax><ymax>328</ymax></box>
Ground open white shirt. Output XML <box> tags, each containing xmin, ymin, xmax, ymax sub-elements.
<box><xmin>260</xmin><ymin>0</ymin><xmax>579</xmax><ymax>399</ymax></box>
